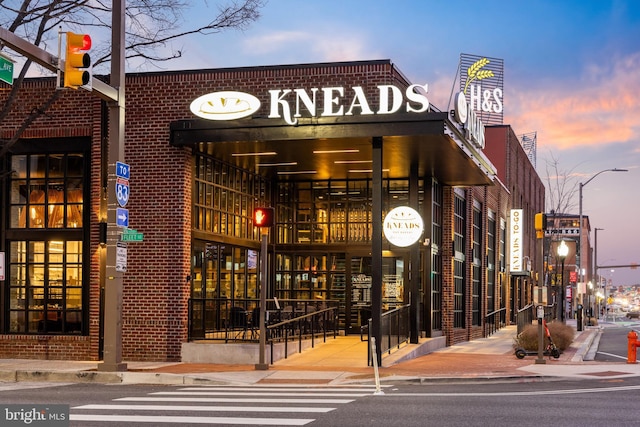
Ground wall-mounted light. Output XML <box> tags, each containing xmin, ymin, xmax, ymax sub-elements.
<box><xmin>99</xmin><ymin>222</ymin><xmax>107</xmax><ymax>246</ymax></box>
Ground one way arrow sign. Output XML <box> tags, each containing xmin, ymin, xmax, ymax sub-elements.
<box><xmin>116</xmin><ymin>207</ymin><xmax>129</xmax><ymax>228</ymax></box>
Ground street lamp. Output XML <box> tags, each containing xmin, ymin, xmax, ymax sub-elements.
<box><xmin>557</xmin><ymin>240</ymin><xmax>569</xmax><ymax>323</ymax></box>
<box><xmin>593</xmin><ymin>227</ymin><xmax>604</xmax><ymax>319</ymax></box>
<box><xmin>578</xmin><ymin>168</ymin><xmax>627</xmax><ymax>327</ymax></box>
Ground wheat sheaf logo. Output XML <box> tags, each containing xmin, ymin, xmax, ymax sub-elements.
<box><xmin>190</xmin><ymin>91</ymin><xmax>261</xmax><ymax>121</ymax></box>
<box><xmin>463</xmin><ymin>58</ymin><xmax>494</xmax><ymax>95</ymax></box>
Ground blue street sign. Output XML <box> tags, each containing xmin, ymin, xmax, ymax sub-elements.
<box><xmin>115</xmin><ymin>161</ymin><xmax>130</xmax><ymax>180</ymax></box>
<box><xmin>116</xmin><ymin>178</ymin><xmax>129</xmax><ymax>207</ymax></box>
<box><xmin>116</xmin><ymin>207</ymin><xmax>129</xmax><ymax>228</ymax></box>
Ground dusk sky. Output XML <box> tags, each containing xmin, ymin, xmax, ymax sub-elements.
<box><xmin>163</xmin><ymin>0</ymin><xmax>639</xmax><ymax>286</ymax></box>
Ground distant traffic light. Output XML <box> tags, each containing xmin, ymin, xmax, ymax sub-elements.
<box><xmin>253</xmin><ymin>207</ymin><xmax>274</xmax><ymax>228</ymax></box>
<box><xmin>534</xmin><ymin>213</ymin><xmax>547</xmax><ymax>231</ymax></box>
<box><xmin>534</xmin><ymin>212</ymin><xmax>547</xmax><ymax>239</ymax></box>
<box><xmin>64</xmin><ymin>32</ymin><xmax>91</xmax><ymax>89</ymax></box>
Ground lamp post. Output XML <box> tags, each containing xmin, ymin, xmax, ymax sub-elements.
<box><xmin>576</xmin><ymin>168</ymin><xmax>629</xmax><ymax>296</ymax></box>
<box><xmin>557</xmin><ymin>240</ymin><xmax>569</xmax><ymax>323</ymax></box>
<box><xmin>578</xmin><ymin>168</ymin><xmax>627</xmax><ymax>329</ymax></box>
<box><xmin>594</xmin><ymin>227</ymin><xmax>604</xmax><ymax>319</ymax></box>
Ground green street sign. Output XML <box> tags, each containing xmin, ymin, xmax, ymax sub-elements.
<box><xmin>120</xmin><ymin>228</ymin><xmax>143</xmax><ymax>242</ymax></box>
<box><xmin>0</xmin><ymin>54</ymin><xmax>14</xmax><ymax>85</ymax></box>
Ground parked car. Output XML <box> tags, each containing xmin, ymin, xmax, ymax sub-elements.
<box><xmin>626</xmin><ymin>311</ymin><xmax>640</xmax><ymax>319</ymax></box>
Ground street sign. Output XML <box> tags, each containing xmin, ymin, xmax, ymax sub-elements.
<box><xmin>0</xmin><ymin>54</ymin><xmax>14</xmax><ymax>85</ymax></box>
<box><xmin>116</xmin><ymin>177</ymin><xmax>129</xmax><ymax>207</ymax></box>
<box><xmin>116</xmin><ymin>242</ymin><xmax>127</xmax><ymax>272</ymax></box>
<box><xmin>115</xmin><ymin>161</ymin><xmax>130</xmax><ymax>180</ymax></box>
<box><xmin>116</xmin><ymin>207</ymin><xmax>129</xmax><ymax>228</ymax></box>
<box><xmin>121</xmin><ymin>228</ymin><xmax>143</xmax><ymax>242</ymax></box>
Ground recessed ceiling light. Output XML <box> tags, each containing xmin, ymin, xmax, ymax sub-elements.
<box><xmin>335</xmin><ymin>160</ymin><xmax>372</xmax><ymax>164</ymax></box>
<box><xmin>277</xmin><ymin>170</ymin><xmax>317</xmax><ymax>175</ymax></box>
<box><xmin>232</xmin><ymin>151</ymin><xmax>277</xmax><ymax>157</ymax></box>
<box><xmin>313</xmin><ymin>149</ymin><xmax>360</xmax><ymax>154</ymax></box>
<box><xmin>348</xmin><ymin>169</ymin><xmax>390</xmax><ymax>173</ymax></box>
<box><xmin>257</xmin><ymin>162</ymin><xmax>298</xmax><ymax>167</ymax></box>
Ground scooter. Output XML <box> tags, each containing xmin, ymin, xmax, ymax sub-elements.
<box><xmin>514</xmin><ymin>319</ymin><xmax>560</xmax><ymax>359</ymax></box>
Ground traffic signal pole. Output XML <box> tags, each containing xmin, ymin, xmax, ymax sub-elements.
<box><xmin>100</xmin><ymin>0</ymin><xmax>127</xmax><ymax>372</ymax></box>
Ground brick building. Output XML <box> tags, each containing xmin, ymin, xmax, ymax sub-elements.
<box><xmin>0</xmin><ymin>60</ymin><xmax>543</xmax><ymax>362</ymax></box>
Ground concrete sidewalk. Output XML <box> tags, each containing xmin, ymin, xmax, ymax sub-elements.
<box><xmin>1</xmin><ymin>321</ymin><xmax>639</xmax><ymax>385</ymax></box>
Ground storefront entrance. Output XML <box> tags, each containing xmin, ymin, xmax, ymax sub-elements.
<box><xmin>274</xmin><ymin>251</ymin><xmax>407</xmax><ymax>335</ymax></box>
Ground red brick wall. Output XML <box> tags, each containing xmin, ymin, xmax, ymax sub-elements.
<box><xmin>0</xmin><ymin>61</ymin><xmax>406</xmax><ymax>361</ymax></box>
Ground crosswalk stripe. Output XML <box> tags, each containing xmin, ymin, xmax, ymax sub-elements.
<box><xmin>116</xmin><ymin>396</ymin><xmax>355</xmax><ymax>404</ymax></box>
<box><xmin>178</xmin><ymin>386</ymin><xmax>382</xmax><ymax>392</ymax></box>
<box><xmin>70</xmin><ymin>384</ymin><xmax>381</xmax><ymax>424</ymax></box>
<box><xmin>151</xmin><ymin>391</ymin><xmax>369</xmax><ymax>397</ymax></box>
<box><xmin>73</xmin><ymin>404</ymin><xmax>335</xmax><ymax>413</ymax></box>
<box><xmin>70</xmin><ymin>414</ymin><xmax>315</xmax><ymax>425</ymax></box>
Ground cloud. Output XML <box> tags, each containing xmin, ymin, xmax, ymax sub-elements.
<box><xmin>506</xmin><ymin>52</ymin><xmax>640</xmax><ymax>150</ymax></box>
<box><xmin>242</xmin><ymin>30</ymin><xmax>378</xmax><ymax>63</ymax></box>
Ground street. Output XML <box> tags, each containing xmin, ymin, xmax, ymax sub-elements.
<box><xmin>595</xmin><ymin>316</ymin><xmax>640</xmax><ymax>362</ymax></box>
<box><xmin>1</xmin><ymin>378</ymin><xmax>640</xmax><ymax>426</ymax></box>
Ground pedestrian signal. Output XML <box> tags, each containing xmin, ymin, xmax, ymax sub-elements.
<box><xmin>253</xmin><ymin>207</ymin><xmax>274</xmax><ymax>228</ymax></box>
<box><xmin>64</xmin><ymin>32</ymin><xmax>91</xmax><ymax>89</ymax></box>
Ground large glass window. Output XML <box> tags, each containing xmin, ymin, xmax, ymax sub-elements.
<box><xmin>193</xmin><ymin>153</ymin><xmax>270</xmax><ymax>240</ymax></box>
<box><xmin>431</xmin><ymin>180</ymin><xmax>442</xmax><ymax>331</ymax></box>
<box><xmin>10</xmin><ymin>154</ymin><xmax>84</xmax><ymax>229</ymax></box>
<box><xmin>8</xmin><ymin>241</ymin><xmax>83</xmax><ymax>334</ymax></box>
<box><xmin>453</xmin><ymin>193</ymin><xmax>466</xmax><ymax>329</ymax></box>
<box><xmin>487</xmin><ymin>213</ymin><xmax>496</xmax><ymax>313</ymax></box>
<box><xmin>5</xmin><ymin>148</ymin><xmax>87</xmax><ymax>335</ymax></box>
<box><xmin>472</xmin><ymin>204</ymin><xmax>482</xmax><ymax>326</ymax></box>
<box><xmin>275</xmin><ymin>179</ymin><xmax>422</xmax><ymax>244</ymax></box>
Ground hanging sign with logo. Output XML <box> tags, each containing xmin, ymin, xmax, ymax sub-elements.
<box><xmin>383</xmin><ymin>206</ymin><xmax>424</xmax><ymax>247</ymax></box>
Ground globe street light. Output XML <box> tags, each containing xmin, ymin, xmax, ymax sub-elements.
<box><xmin>578</xmin><ymin>168</ymin><xmax>627</xmax><ymax>327</ymax></box>
<box><xmin>557</xmin><ymin>240</ymin><xmax>569</xmax><ymax>323</ymax></box>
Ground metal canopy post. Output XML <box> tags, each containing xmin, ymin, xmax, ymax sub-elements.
<box><xmin>409</xmin><ymin>159</ymin><xmax>420</xmax><ymax>343</ymax></box>
<box><xmin>371</xmin><ymin>136</ymin><xmax>383</xmax><ymax>366</ymax></box>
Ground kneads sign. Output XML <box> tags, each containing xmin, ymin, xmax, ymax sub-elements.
<box><xmin>383</xmin><ymin>206</ymin><xmax>424</xmax><ymax>247</ymax></box>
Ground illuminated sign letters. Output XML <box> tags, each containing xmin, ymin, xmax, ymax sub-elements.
<box><xmin>268</xmin><ymin>84</ymin><xmax>430</xmax><ymax>125</ymax></box>
<box><xmin>191</xmin><ymin>84</ymin><xmax>430</xmax><ymax>126</ymax></box>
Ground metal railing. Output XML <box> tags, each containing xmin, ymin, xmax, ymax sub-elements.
<box><xmin>266</xmin><ymin>307</ymin><xmax>338</xmax><ymax>364</ymax></box>
<box><xmin>484</xmin><ymin>307</ymin><xmax>507</xmax><ymax>337</ymax></box>
<box><xmin>516</xmin><ymin>304</ymin><xmax>556</xmax><ymax>336</ymax></box>
<box><xmin>188</xmin><ymin>297</ymin><xmax>339</xmax><ymax>341</ymax></box>
<box><xmin>516</xmin><ymin>304</ymin><xmax>534</xmax><ymax>336</ymax></box>
<box><xmin>188</xmin><ymin>297</ymin><xmax>340</xmax><ymax>363</ymax></box>
<box><xmin>366</xmin><ymin>304</ymin><xmax>411</xmax><ymax>365</ymax></box>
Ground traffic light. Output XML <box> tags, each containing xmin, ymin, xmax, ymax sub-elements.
<box><xmin>534</xmin><ymin>213</ymin><xmax>547</xmax><ymax>231</ymax></box>
<box><xmin>253</xmin><ymin>207</ymin><xmax>274</xmax><ymax>228</ymax></box>
<box><xmin>534</xmin><ymin>212</ymin><xmax>547</xmax><ymax>239</ymax></box>
<box><xmin>64</xmin><ymin>32</ymin><xmax>91</xmax><ymax>89</ymax></box>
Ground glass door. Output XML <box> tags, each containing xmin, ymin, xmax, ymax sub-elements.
<box><xmin>346</xmin><ymin>255</ymin><xmax>407</xmax><ymax>334</ymax></box>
